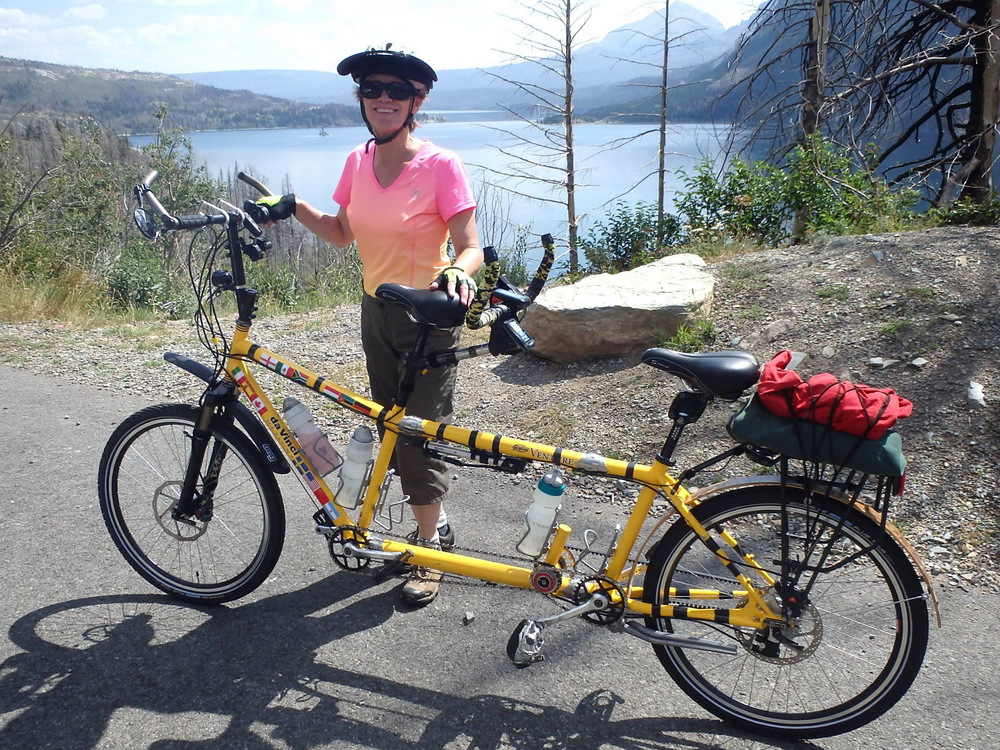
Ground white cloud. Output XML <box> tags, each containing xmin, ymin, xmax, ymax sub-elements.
<box><xmin>149</xmin><ymin>0</ymin><xmax>227</xmax><ymax>6</ymax></box>
<box><xmin>65</xmin><ymin>5</ymin><xmax>108</xmax><ymax>22</ymax></box>
<box><xmin>0</xmin><ymin>7</ymin><xmax>54</xmax><ymax>27</ymax></box>
<box><xmin>0</xmin><ymin>0</ymin><xmax>760</xmax><ymax>74</ymax></box>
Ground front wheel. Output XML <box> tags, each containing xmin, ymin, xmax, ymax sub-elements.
<box><xmin>643</xmin><ymin>488</ymin><xmax>929</xmax><ymax>739</ymax></box>
<box><xmin>98</xmin><ymin>403</ymin><xmax>285</xmax><ymax>603</ymax></box>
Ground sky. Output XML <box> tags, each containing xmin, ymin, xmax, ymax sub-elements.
<box><xmin>0</xmin><ymin>1</ymin><xmax>761</xmax><ymax>75</ymax></box>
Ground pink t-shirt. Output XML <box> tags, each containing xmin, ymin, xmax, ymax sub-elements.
<box><xmin>333</xmin><ymin>140</ymin><xmax>477</xmax><ymax>296</ymax></box>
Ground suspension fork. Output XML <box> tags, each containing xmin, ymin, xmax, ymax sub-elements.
<box><xmin>174</xmin><ymin>381</ymin><xmax>239</xmax><ymax>521</ymax></box>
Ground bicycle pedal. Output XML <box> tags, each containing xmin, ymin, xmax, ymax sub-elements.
<box><xmin>506</xmin><ymin>619</ymin><xmax>545</xmax><ymax>668</ymax></box>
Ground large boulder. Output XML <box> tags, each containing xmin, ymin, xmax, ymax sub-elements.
<box><xmin>520</xmin><ymin>254</ymin><xmax>715</xmax><ymax>362</ymax></box>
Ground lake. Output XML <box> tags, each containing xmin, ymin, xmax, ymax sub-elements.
<box><xmin>131</xmin><ymin>118</ymin><xmax>731</xmax><ymax>252</ymax></box>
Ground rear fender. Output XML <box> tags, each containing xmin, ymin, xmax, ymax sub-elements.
<box><xmin>164</xmin><ymin>352</ymin><xmax>290</xmax><ymax>475</ymax></box>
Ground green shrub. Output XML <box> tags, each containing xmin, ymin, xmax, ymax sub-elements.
<box><xmin>106</xmin><ymin>243</ymin><xmax>189</xmax><ymax>315</ymax></box>
<box><xmin>785</xmin><ymin>135</ymin><xmax>917</xmax><ymax>236</ymax></box>
<box><xmin>580</xmin><ymin>201</ymin><xmax>683</xmax><ymax>273</ymax></box>
<box><xmin>671</xmin><ymin>136</ymin><xmax>918</xmax><ymax>247</ymax></box>
<box><xmin>924</xmin><ymin>196</ymin><xmax>1000</xmax><ymax>226</ymax></box>
<box><xmin>674</xmin><ymin>159</ymin><xmax>787</xmax><ymax>246</ymax></box>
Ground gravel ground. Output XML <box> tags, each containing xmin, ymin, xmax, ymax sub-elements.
<box><xmin>2</xmin><ymin>225</ymin><xmax>997</xmax><ymax>593</ymax></box>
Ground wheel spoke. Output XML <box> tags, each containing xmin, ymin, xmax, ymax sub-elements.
<box><xmin>99</xmin><ymin>404</ymin><xmax>285</xmax><ymax>603</ymax></box>
<box><xmin>642</xmin><ymin>489</ymin><xmax>928</xmax><ymax>738</ymax></box>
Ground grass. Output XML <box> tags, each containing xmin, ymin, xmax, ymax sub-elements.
<box><xmin>720</xmin><ymin>261</ymin><xmax>772</xmax><ymax>294</ymax></box>
<box><xmin>518</xmin><ymin>405</ymin><xmax>576</xmax><ymax>447</ymax></box>
<box><xmin>732</xmin><ymin>304</ymin><xmax>766</xmax><ymax>321</ymax></box>
<box><xmin>879</xmin><ymin>320</ymin><xmax>910</xmax><ymax>337</ymax></box>
<box><xmin>661</xmin><ymin>319</ymin><xmax>717</xmax><ymax>352</ymax></box>
<box><xmin>905</xmin><ymin>286</ymin><xmax>937</xmax><ymax>301</ymax></box>
<box><xmin>817</xmin><ymin>284</ymin><xmax>850</xmax><ymax>300</ymax></box>
<box><xmin>0</xmin><ymin>267</ymin><xmax>111</xmax><ymax>325</ymax></box>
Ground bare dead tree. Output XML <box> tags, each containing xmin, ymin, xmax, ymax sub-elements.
<box><xmin>724</xmin><ymin>0</ymin><xmax>1000</xmax><ymax>206</ymax></box>
<box><xmin>592</xmin><ymin>3</ymin><xmax>724</xmax><ymax>235</ymax></box>
<box><xmin>478</xmin><ymin>0</ymin><xmax>592</xmax><ymax>272</ymax></box>
<box><xmin>791</xmin><ymin>0</ymin><xmax>832</xmax><ymax>241</ymax></box>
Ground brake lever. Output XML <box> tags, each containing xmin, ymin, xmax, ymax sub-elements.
<box><xmin>243</xmin><ymin>198</ymin><xmax>271</xmax><ymax>227</ymax></box>
<box><xmin>491</xmin><ymin>287</ymin><xmax>531</xmax><ymax>308</ymax></box>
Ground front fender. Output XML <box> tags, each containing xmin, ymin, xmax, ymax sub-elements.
<box><xmin>164</xmin><ymin>352</ymin><xmax>290</xmax><ymax>475</ymax></box>
<box><xmin>654</xmin><ymin>475</ymin><xmax>941</xmax><ymax>627</ymax></box>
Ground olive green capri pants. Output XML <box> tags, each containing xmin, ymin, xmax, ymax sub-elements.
<box><xmin>360</xmin><ymin>294</ymin><xmax>460</xmax><ymax>506</ymax></box>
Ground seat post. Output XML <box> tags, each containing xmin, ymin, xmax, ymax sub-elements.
<box><xmin>393</xmin><ymin>323</ymin><xmax>433</xmax><ymax>409</ymax></box>
<box><xmin>658</xmin><ymin>390</ymin><xmax>711</xmax><ymax>465</ymax></box>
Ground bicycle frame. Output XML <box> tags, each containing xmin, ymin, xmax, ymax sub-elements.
<box><xmin>222</xmin><ymin>325</ymin><xmax>783</xmax><ymax>630</ymax></box>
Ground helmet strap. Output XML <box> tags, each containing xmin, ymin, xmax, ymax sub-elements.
<box><xmin>359</xmin><ymin>98</ymin><xmax>417</xmax><ymax>151</ymax></box>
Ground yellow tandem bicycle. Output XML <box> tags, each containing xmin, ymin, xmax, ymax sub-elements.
<box><xmin>98</xmin><ymin>171</ymin><xmax>934</xmax><ymax>739</ymax></box>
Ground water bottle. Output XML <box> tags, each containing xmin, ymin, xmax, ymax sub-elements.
<box><xmin>335</xmin><ymin>424</ymin><xmax>374</xmax><ymax>508</ymax></box>
<box><xmin>517</xmin><ymin>468</ymin><xmax>566</xmax><ymax>558</ymax></box>
<box><xmin>282</xmin><ymin>397</ymin><xmax>342</xmax><ymax>476</ymax></box>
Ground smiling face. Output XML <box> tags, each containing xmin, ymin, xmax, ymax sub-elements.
<box><xmin>361</xmin><ymin>73</ymin><xmax>426</xmax><ymax>141</ymax></box>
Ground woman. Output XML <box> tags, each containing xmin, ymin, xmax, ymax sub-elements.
<box><xmin>257</xmin><ymin>46</ymin><xmax>483</xmax><ymax>606</ymax></box>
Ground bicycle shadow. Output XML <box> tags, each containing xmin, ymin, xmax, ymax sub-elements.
<box><xmin>0</xmin><ymin>579</ymin><xmax>822</xmax><ymax>750</ymax></box>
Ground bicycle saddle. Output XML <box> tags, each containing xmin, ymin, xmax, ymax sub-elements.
<box><xmin>641</xmin><ymin>349</ymin><xmax>761</xmax><ymax>400</ymax></box>
<box><xmin>375</xmin><ymin>284</ymin><xmax>467</xmax><ymax>329</ymax></box>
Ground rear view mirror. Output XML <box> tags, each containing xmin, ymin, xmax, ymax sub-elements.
<box><xmin>133</xmin><ymin>207</ymin><xmax>159</xmax><ymax>239</ymax></box>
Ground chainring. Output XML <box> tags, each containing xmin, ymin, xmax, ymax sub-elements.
<box><xmin>572</xmin><ymin>575</ymin><xmax>627</xmax><ymax>625</ymax></box>
<box><xmin>326</xmin><ymin>527</ymin><xmax>372</xmax><ymax>571</ymax></box>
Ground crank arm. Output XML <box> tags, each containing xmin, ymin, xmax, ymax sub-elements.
<box><xmin>341</xmin><ymin>540</ymin><xmax>402</xmax><ymax>562</ymax></box>
<box><xmin>534</xmin><ymin>592</ymin><xmax>611</xmax><ymax>628</ymax></box>
<box><xmin>506</xmin><ymin>593</ymin><xmax>612</xmax><ymax>668</ymax></box>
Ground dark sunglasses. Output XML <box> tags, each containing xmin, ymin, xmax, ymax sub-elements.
<box><xmin>359</xmin><ymin>80</ymin><xmax>419</xmax><ymax>101</ymax></box>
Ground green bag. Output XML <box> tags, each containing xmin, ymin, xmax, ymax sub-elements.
<box><xmin>727</xmin><ymin>396</ymin><xmax>907</xmax><ymax>477</ymax></box>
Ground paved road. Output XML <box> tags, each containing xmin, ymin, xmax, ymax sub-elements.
<box><xmin>0</xmin><ymin>364</ymin><xmax>995</xmax><ymax>750</ymax></box>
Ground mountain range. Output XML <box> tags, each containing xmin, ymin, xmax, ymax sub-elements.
<box><xmin>176</xmin><ymin>3</ymin><xmax>748</xmax><ymax>118</ymax></box>
<box><xmin>0</xmin><ymin>3</ymin><xmax>749</xmax><ymax>134</ymax></box>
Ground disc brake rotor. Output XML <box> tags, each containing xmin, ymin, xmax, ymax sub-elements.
<box><xmin>153</xmin><ymin>480</ymin><xmax>207</xmax><ymax>541</ymax></box>
<box><xmin>737</xmin><ymin>602</ymin><xmax>823</xmax><ymax>664</ymax></box>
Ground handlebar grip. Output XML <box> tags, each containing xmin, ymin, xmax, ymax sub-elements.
<box><xmin>465</xmin><ymin>245</ymin><xmax>501</xmax><ymax>329</ymax></box>
<box><xmin>169</xmin><ymin>213</ymin><xmax>228</xmax><ymax>231</ymax></box>
<box><xmin>142</xmin><ymin>170</ymin><xmax>159</xmax><ymax>187</ymax></box>
<box><xmin>238</xmin><ymin>171</ymin><xmax>273</xmax><ymax>197</ymax></box>
<box><xmin>474</xmin><ymin>304</ymin><xmax>508</xmax><ymax>328</ymax></box>
<box><xmin>525</xmin><ymin>233</ymin><xmax>555</xmax><ymax>302</ymax></box>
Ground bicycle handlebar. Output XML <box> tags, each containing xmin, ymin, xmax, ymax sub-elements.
<box><xmin>135</xmin><ymin>170</ymin><xmax>227</xmax><ymax>231</ymax></box>
<box><xmin>465</xmin><ymin>233</ymin><xmax>555</xmax><ymax>330</ymax></box>
<box><xmin>237</xmin><ymin>171</ymin><xmax>273</xmax><ymax>197</ymax></box>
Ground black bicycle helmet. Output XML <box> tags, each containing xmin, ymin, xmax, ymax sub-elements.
<box><xmin>338</xmin><ymin>45</ymin><xmax>437</xmax><ymax>147</ymax></box>
<box><xmin>337</xmin><ymin>45</ymin><xmax>437</xmax><ymax>91</ymax></box>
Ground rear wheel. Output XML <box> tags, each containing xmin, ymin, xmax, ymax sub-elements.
<box><xmin>643</xmin><ymin>488</ymin><xmax>928</xmax><ymax>738</ymax></box>
<box><xmin>98</xmin><ymin>403</ymin><xmax>285</xmax><ymax>603</ymax></box>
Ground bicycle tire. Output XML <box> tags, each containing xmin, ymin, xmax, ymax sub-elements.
<box><xmin>643</xmin><ymin>487</ymin><xmax>928</xmax><ymax>739</ymax></box>
<box><xmin>98</xmin><ymin>403</ymin><xmax>285</xmax><ymax>603</ymax></box>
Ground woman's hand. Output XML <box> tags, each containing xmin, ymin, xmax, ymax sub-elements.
<box><xmin>253</xmin><ymin>194</ymin><xmax>297</xmax><ymax>223</ymax></box>
<box><xmin>431</xmin><ymin>266</ymin><xmax>478</xmax><ymax>307</ymax></box>
<box><xmin>437</xmin><ymin>208</ymin><xmax>483</xmax><ymax>307</ymax></box>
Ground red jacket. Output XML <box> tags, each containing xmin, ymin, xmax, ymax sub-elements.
<box><xmin>757</xmin><ymin>350</ymin><xmax>913</xmax><ymax>439</ymax></box>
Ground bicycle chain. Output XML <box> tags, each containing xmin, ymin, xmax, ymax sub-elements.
<box><xmin>328</xmin><ymin>527</ymin><xmax>642</xmax><ymax>605</ymax></box>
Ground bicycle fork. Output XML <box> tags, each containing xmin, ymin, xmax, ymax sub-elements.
<box><xmin>175</xmin><ymin>389</ymin><xmax>232</xmax><ymax>523</ymax></box>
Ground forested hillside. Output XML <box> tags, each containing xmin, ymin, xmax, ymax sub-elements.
<box><xmin>0</xmin><ymin>57</ymin><xmax>360</xmax><ymax>135</ymax></box>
